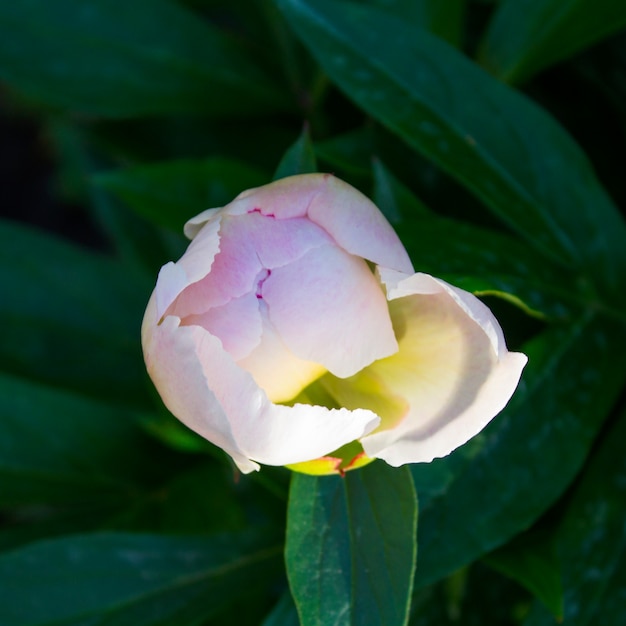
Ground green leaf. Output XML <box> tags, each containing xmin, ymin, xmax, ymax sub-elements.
<box><xmin>0</xmin><ymin>218</ymin><xmax>151</xmax><ymax>406</ymax></box>
<box><xmin>89</xmin><ymin>116</ymin><xmax>296</xmax><ymax>171</ymax></box>
<box><xmin>398</xmin><ymin>216</ymin><xmax>583</xmax><ymax>320</ymax></box>
<box><xmin>273</xmin><ymin>125</ymin><xmax>318</xmax><ymax>180</ymax></box>
<box><xmin>105</xmin><ymin>463</ymin><xmax>247</xmax><ymax>535</ymax></box>
<box><xmin>371</xmin><ymin>158</ymin><xmax>433</xmax><ymax>224</ymax></box>
<box><xmin>485</xmin><ymin>529</ymin><xmax>563</xmax><ymax>618</ymax></box>
<box><xmin>363</xmin><ymin>0</ymin><xmax>466</xmax><ymax>45</ymax></box>
<box><xmin>0</xmin><ymin>504</ymin><xmax>114</xmax><ymax>554</ymax></box>
<box><xmin>90</xmin><ymin>177</ymin><xmax>178</xmax><ymax>277</ymax></box>
<box><xmin>479</xmin><ymin>0</ymin><xmax>626</xmax><ymax>84</ymax></box>
<box><xmin>523</xmin><ymin>406</ymin><xmax>626</xmax><ymax>626</ymax></box>
<box><xmin>576</xmin><ymin>33</ymin><xmax>626</xmax><ymax>137</ymax></box>
<box><xmin>276</xmin><ymin>0</ymin><xmax>626</xmax><ymax>304</ymax></box>
<box><xmin>0</xmin><ymin>373</ymin><xmax>165</xmax><ymax>507</ymax></box>
<box><xmin>315</xmin><ymin>127</ymin><xmax>374</xmax><ymax>178</ymax></box>
<box><xmin>372</xmin><ymin>168</ymin><xmax>582</xmax><ymax>318</ymax></box>
<box><xmin>0</xmin><ymin>0</ymin><xmax>289</xmax><ymax>117</ymax></box>
<box><xmin>95</xmin><ymin>158</ymin><xmax>267</xmax><ymax>233</ymax></box>
<box><xmin>286</xmin><ymin>462</ymin><xmax>417</xmax><ymax>626</ymax></box>
<box><xmin>411</xmin><ymin>312</ymin><xmax>626</xmax><ymax>589</ymax></box>
<box><xmin>0</xmin><ymin>532</ymin><xmax>282</xmax><ymax>626</ymax></box>
<box><xmin>408</xmin><ymin>563</ymin><xmax>532</xmax><ymax>625</ymax></box>
<box><xmin>261</xmin><ymin>590</ymin><xmax>300</xmax><ymax>626</ymax></box>
<box><xmin>49</xmin><ymin>120</ymin><xmax>183</xmax><ymax>274</ymax></box>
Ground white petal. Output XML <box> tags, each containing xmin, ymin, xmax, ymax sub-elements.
<box><xmin>142</xmin><ymin>298</ymin><xmax>380</xmax><ymax>472</ymax></box>
<box><xmin>380</xmin><ymin>269</ymin><xmax>508</xmax><ymax>357</ymax></box>
<box><xmin>351</xmin><ymin>272</ymin><xmax>528</xmax><ymax>465</ymax></box>
<box><xmin>142</xmin><ymin>296</ymin><xmax>256</xmax><ymax>472</ymax></box>
<box><xmin>243</xmin><ymin>402</ymin><xmax>380</xmax><ymax>470</ymax></box>
<box><xmin>184</xmin><ymin>207</ymin><xmax>221</xmax><ymax>240</ymax></box>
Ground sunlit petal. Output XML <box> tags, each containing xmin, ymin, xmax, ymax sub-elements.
<box><xmin>306</xmin><ymin>175</ymin><xmax>414</xmax><ymax>273</ymax></box>
<box><xmin>142</xmin><ymin>301</ymin><xmax>380</xmax><ymax>472</ymax></box>
<box><xmin>264</xmin><ymin>245</ymin><xmax>398</xmax><ymax>377</ymax></box>
<box><xmin>348</xmin><ymin>272</ymin><xmax>528</xmax><ymax>464</ymax></box>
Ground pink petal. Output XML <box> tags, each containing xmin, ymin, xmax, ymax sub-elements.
<box><xmin>306</xmin><ymin>175</ymin><xmax>414</xmax><ymax>273</ymax></box>
<box><xmin>263</xmin><ymin>245</ymin><xmax>398</xmax><ymax>377</ymax></box>
<box><xmin>209</xmin><ymin>174</ymin><xmax>328</xmax><ymax>219</ymax></box>
<box><xmin>182</xmin><ymin>291</ymin><xmax>263</xmax><ymax>361</ymax></box>
<box><xmin>142</xmin><ymin>295</ymin><xmax>380</xmax><ymax>472</ymax></box>
<box><xmin>182</xmin><ymin>174</ymin><xmax>413</xmax><ymax>274</ymax></box>
<box><xmin>172</xmin><ymin>212</ymin><xmax>334</xmax><ymax>319</ymax></box>
<box><xmin>356</xmin><ymin>272</ymin><xmax>527</xmax><ymax>465</ymax></box>
<box><xmin>155</xmin><ymin>217</ymin><xmax>222</xmax><ymax>319</ymax></box>
<box><xmin>170</xmin><ymin>216</ymin><xmax>263</xmax><ymax>317</ymax></box>
<box><xmin>221</xmin><ymin>212</ymin><xmax>333</xmax><ymax>270</ymax></box>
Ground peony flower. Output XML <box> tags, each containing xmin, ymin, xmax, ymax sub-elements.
<box><xmin>142</xmin><ymin>174</ymin><xmax>527</xmax><ymax>474</ymax></box>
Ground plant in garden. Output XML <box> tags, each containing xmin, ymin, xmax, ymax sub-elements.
<box><xmin>1</xmin><ymin>1</ymin><xmax>626</xmax><ymax>626</ymax></box>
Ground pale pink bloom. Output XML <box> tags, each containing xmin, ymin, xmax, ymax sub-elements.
<box><xmin>142</xmin><ymin>174</ymin><xmax>527</xmax><ymax>473</ymax></box>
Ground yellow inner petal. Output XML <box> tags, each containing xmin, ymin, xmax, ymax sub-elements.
<box><xmin>319</xmin><ymin>367</ymin><xmax>409</xmax><ymax>433</ymax></box>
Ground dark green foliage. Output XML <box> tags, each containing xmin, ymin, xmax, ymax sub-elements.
<box><xmin>286</xmin><ymin>464</ymin><xmax>417</xmax><ymax>626</ymax></box>
<box><xmin>0</xmin><ymin>532</ymin><xmax>282</xmax><ymax>626</ymax></box>
<box><xmin>0</xmin><ymin>0</ymin><xmax>290</xmax><ymax>117</ymax></box>
<box><xmin>0</xmin><ymin>0</ymin><xmax>625</xmax><ymax>623</ymax></box>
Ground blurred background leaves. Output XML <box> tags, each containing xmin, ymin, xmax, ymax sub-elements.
<box><xmin>1</xmin><ymin>0</ymin><xmax>625</xmax><ymax>624</ymax></box>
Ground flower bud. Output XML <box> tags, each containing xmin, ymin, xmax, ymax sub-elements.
<box><xmin>142</xmin><ymin>174</ymin><xmax>527</xmax><ymax>474</ymax></box>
